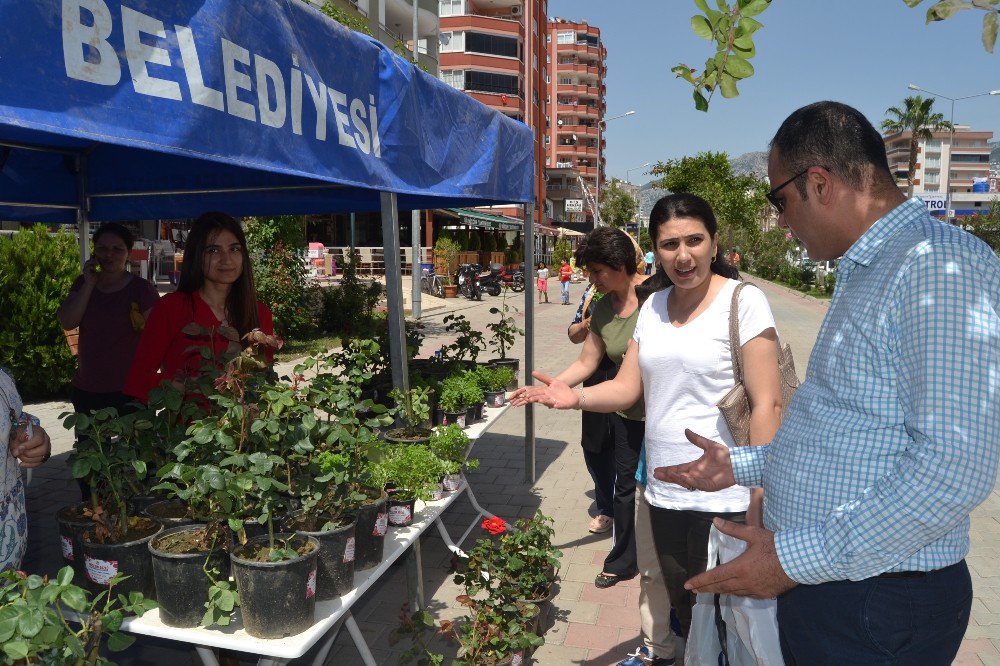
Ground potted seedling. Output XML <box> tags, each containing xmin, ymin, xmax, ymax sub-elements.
<box><xmin>437</xmin><ymin>377</ymin><xmax>468</xmax><ymax>428</ymax></box>
<box><xmin>380</xmin><ymin>445</ymin><xmax>446</xmax><ymax>527</ymax></box>
<box><xmin>428</xmin><ymin>424</ymin><xmax>478</xmax><ymax>493</ymax></box>
<box><xmin>383</xmin><ymin>386</ymin><xmax>433</xmax><ymax>445</ymax></box>
<box><xmin>457</xmin><ymin>372</ymin><xmax>485</xmax><ymax>423</ymax></box>
<box><xmin>476</xmin><ymin>365</ymin><xmax>514</xmax><ymax>408</ymax></box>
<box><xmin>354</xmin><ymin>448</ymin><xmax>392</xmax><ymax>570</ymax></box>
<box><xmin>434</xmin><ymin>236</ymin><xmax>461</xmax><ymax>297</ymax></box>
<box><xmin>441</xmin><ymin>313</ymin><xmax>485</xmax><ymax>366</ymax></box>
<box><xmin>487</xmin><ymin>293</ymin><xmax>525</xmax><ymax>389</ymax></box>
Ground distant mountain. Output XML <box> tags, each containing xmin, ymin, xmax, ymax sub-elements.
<box><xmin>638</xmin><ymin>181</ymin><xmax>669</xmax><ymax>222</ymax></box>
<box><xmin>730</xmin><ymin>151</ymin><xmax>769</xmax><ymax>179</ymax></box>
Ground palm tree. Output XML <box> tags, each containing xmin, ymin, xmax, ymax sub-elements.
<box><xmin>881</xmin><ymin>96</ymin><xmax>952</xmax><ymax>197</ymax></box>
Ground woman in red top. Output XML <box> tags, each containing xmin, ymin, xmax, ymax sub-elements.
<box><xmin>124</xmin><ymin>212</ymin><xmax>274</xmax><ymax>403</ymax></box>
<box><xmin>558</xmin><ymin>258</ymin><xmax>574</xmax><ymax>305</ymax></box>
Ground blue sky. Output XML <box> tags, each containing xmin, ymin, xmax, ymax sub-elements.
<box><xmin>548</xmin><ymin>0</ymin><xmax>1000</xmax><ymax>184</ymax></box>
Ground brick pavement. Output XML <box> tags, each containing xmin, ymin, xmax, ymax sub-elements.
<box><xmin>18</xmin><ymin>276</ymin><xmax>1000</xmax><ymax>664</ymax></box>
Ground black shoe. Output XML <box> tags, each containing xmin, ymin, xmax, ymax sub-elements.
<box><xmin>594</xmin><ymin>571</ymin><xmax>638</xmax><ymax>588</ymax></box>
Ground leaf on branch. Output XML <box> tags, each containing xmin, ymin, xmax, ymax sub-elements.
<box><xmin>725</xmin><ymin>54</ymin><xmax>754</xmax><ymax>79</ymax></box>
<box><xmin>693</xmin><ymin>89</ymin><xmax>710</xmax><ymax>111</ymax></box>
<box><xmin>694</xmin><ymin>0</ymin><xmax>710</xmax><ymax>11</ymax></box>
<box><xmin>671</xmin><ymin>64</ymin><xmax>698</xmax><ymax>84</ymax></box>
<box><xmin>691</xmin><ymin>14</ymin><xmax>713</xmax><ymax>39</ymax></box>
<box><xmin>903</xmin><ymin>0</ymin><xmax>925</xmax><ymax>6</ymax></box>
<box><xmin>984</xmin><ymin>10</ymin><xmax>999</xmax><ymax>51</ymax></box>
<box><xmin>927</xmin><ymin>0</ymin><xmax>975</xmax><ymax>21</ymax></box>
<box><xmin>740</xmin><ymin>0</ymin><xmax>771</xmax><ymax>18</ymax></box>
<box><xmin>719</xmin><ymin>72</ymin><xmax>740</xmax><ymax>98</ymax></box>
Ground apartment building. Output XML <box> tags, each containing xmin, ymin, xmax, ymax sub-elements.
<box><xmin>544</xmin><ymin>18</ymin><xmax>606</xmax><ymax>229</ymax></box>
<box><xmin>884</xmin><ymin>126</ymin><xmax>996</xmax><ymax>218</ymax></box>
<box><xmin>439</xmin><ymin>0</ymin><xmax>549</xmax><ymax>226</ymax></box>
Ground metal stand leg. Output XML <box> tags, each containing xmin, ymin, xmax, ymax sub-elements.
<box><xmin>345</xmin><ymin>612</ymin><xmax>378</xmax><ymax>666</ymax></box>
<box><xmin>309</xmin><ymin>618</ymin><xmax>344</xmax><ymax>666</ymax></box>
<box><xmin>193</xmin><ymin>647</ymin><xmax>221</xmax><ymax>666</ymax></box>
<box><xmin>257</xmin><ymin>658</ymin><xmax>291</xmax><ymax>666</ymax></box>
<box><xmin>435</xmin><ymin>474</ymin><xmax>514</xmax><ymax>558</ymax></box>
<box><xmin>405</xmin><ymin>537</ymin><xmax>425</xmax><ymax>610</ymax></box>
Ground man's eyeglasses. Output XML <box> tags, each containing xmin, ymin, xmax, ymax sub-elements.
<box><xmin>766</xmin><ymin>168</ymin><xmax>810</xmax><ymax>214</ymax></box>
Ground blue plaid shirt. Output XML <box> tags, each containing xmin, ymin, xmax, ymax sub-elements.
<box><xmin>731</xmin><ymin>198</ymin><xmax>1000</xmax><ymax>585</ymax></box>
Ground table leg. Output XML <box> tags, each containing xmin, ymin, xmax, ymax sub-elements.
<box><xmin>257</xmin><ymin>658</ymin><xmax>291</xmax><ymax>666</ymax></box>
<box><xmin>345</xmin><ymin>612</ymin><xmax>379</xmax><ymax>666</ymax></box>
<box><xmin>309</xmin><ymin>617</ymin><xmax>344</xmax><ymax>666</ymax></box>
<box><xmin>405</xmin><ymin>537</ymin><xmax>425</xmax><ymax>610</ymax></box>
<box><xmin>193</xmin><ymin>646</ymin><xmax>221</xmax><ymax>666</ymax></box>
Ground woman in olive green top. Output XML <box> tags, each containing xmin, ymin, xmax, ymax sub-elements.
<box><xmin>545</xmin><ymin>227</ymin><xmax>648</xmax><ymax>587</ymax></box>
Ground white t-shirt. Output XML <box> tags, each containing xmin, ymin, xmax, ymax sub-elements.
<box><xmin>537</xmin><ymin>268</ymin><xmax>549</xmax><ymax>280</ymax></box>
<box><xmin>634</xmin><ymin>279</ymin><xmax>776</xmax><ymax>512</ymax></box>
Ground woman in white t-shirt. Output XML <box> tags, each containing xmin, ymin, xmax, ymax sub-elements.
<box><xmin>512</xmin><ymin>193</ymin><xmax>783</xmax><ymax>638</ymax></box>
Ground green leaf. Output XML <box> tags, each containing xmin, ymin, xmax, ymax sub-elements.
<box><xmin>17</xmin><ymin>610</ymin><xmax>44</xmax><ymax>637</ymax></box>
<box><xmin>927</xmin><ymin>0</ymin><xmax>974</xmax><ymax>21</ymax></box>
<box><xmin>725</xmin><ymin>54</ymin><xmax>754</xmax><ymax>79</ymax></box>
<box><xmin>903</xmin><ymin>0</ymin><xmax>924</xmax><ymax>6</ymax></box>
<box><xmin>694</xmin><ymin>0</ymin><xmax>710</xmax><ymax>10</ymax></box>
<box><xmin>56</xmin><ymin>566</ymin><xmax>74</xmax><ymax>586</ymax></box>
<box><xmin>732</xmin><ymin>35</ymin><xmax>755</xmax><ymax>54</ymax></box>
<box><xmin>739</xmin><ymin>16</ymin><xmax>764</xmax><ymax>33</ymax></box>
<box><xmin>984</xmin><ymin>10</ymin><xmax>998</xmax><ymax>52</ymax></box>
<box><xmin>61</xmin><ymin>586</ymin><xmax>88</xmax><ymax>613</ymax></box>
<box><xmin>693</xmin><ymin>89</ymin><xmax>709</xmax><ymax>112</ymax></box>
<box><xmin>740</xmin><ymin>0</ymin><xmax>770</xmax><ymax>17</ymax></box>
<box><xmin>690</xmin><ymin>14</ymin><xmax>713</xmax><ymax>39</ymax></box>
<box><xmin>3</xmin><ymin>641</ymin><xmax>29</xmax><ymax>661</ymax></box>
<box><xmin>719</xmin><ymin>72</ymin><xmax>740</xmax><ymax>98</ymax></box>
<box><xmin>107</xmin><ymin>631</ymin><xmax>136</xmax><ymax>652</ymax></box>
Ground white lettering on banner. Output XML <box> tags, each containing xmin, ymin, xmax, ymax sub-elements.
<box><xmin>60</xmin><ymin>535</ymin><xmax>74</xmax><ymax>561</ymax></box>
<box><xmin>177</xmin><ymin>25</ymin><xmax>224</xmax><ymax>111</ymax></box>
<box><xmin>121</xmin><ymin>6</ymin><xmax>181</xmax><ymax>100</ymax></box>
<box><xmin>84</xmin><ymin>555</ymin><xmax>118</xmax><ymax>585</ymax></box>
<box><xmin>917</xmin><ymin>193</ymin><xmax>947</xmax><ymax>213</ymax></box>
<box><xmin>62</xmin><ymin>0</ymin><xmax>121</xmax><ymax>85</ymax></box>
<box><xmin>61</xmin><ymin>0</ymin><xmax>383</xmax><ymax>159</ymax></box>
<box><xmin>254</xmin><ymin>54</ymin><xmax>287</xmax><ymax>129</ymax></box>
<box><xmin>343</xmin><ymin>536</ymin><xmax>356</xmax><ymax>563</ymax></box>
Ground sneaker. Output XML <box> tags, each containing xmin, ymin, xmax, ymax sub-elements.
<box><xmin>615</xmin><ymin>645</ymin><xmax>675</xmax><ymax>666</ymax></box>
<box><xmin>588</xmin><ymin>514</ymin><xmax>613</xmax><ymax>534</ymax></box>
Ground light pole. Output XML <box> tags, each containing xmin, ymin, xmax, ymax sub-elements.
<box><xmin>625</xmin><ymin>161</ymin><xmax>651</xmax><ymax>229</ymax></box>
<box><xmin>907</xmin><ymin>84</ymin><xmax>1000</xmax><ymax>223</ymax></box>
<box><xmin>595</xmin><ymin>110</ymin><xmax>636</xmax><ymax>226</ymax></box>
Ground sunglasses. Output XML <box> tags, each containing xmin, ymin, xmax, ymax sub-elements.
<box><xmin>766</xmin><ymin>168</ymin><xmax>810</xmax><ymax>214</ymax></box>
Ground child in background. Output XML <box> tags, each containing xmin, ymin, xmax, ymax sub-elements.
<box><xmin>536</xmin><ymin>261</ymin><xmax>549</xmax><ymax>303</ymax></box>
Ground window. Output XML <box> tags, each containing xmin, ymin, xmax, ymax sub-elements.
<box><xmin>533</xmin><ymin>54</ymin><xmax>538</xmax><ymax>70</ymax></box>
<box><xmin>925</xmin><ymin>156</ymin><xmax>940</xmax><ymax>168</ymax></box>
<box><xmin>465</xmin><ymin>32</ymin><xmax>518</xmax><ymax>58</ymax></box>
<box><xmin>439</xmin><ymin>0</ymin><xmax>463</xmax><ymax>16</ymax></box>
<box><xmin>439</xmin><ymin>31</ymin><xmax>465</xmax><ymax>52</ymax></box>
<box><xmin>925</xmin><ymin>139</ymin><xmax>942</xmax><ymax>151</ymax></box>
<box><xmin>952</xmin><ymin>154</ymin><xmax>990</xmax><ymax>163</ymax></box>
<box><xmin>557</xmin><ymin>30</ymin><xmax>574</xmax><ymax>44</ymax></box>
<box><xmin>441</xmin><ymin>70</ymin><xmax>464</xmax><ymax>90</ymax></box>
<box><xmin>465</xmin><ymin>71</ymin><xmax>520</xmax><ymax>96</ymax></box>
<box><xmin>925</xmin><ymin>172</ymin><xmax>940</xmax><ymax>184</ymax></box>
<box><xmin>558</xmin><ymin>77</ymin><xmax>574</xmax><ymax>85</ymax></box>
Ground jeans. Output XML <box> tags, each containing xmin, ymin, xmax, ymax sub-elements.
<box><xmin>601</xmin><ymin>414</ymin><xmax>644</xmax><ymax>577</ymax></box>
<box><xmin>777</xmin><ymin>560</ymin><xmax>972</xmax><ymax>665</ymax></box>
<box><xmin>560</xmin><ymin>280</ymin><xmax>570</xmax><ymax>304</ymax></box>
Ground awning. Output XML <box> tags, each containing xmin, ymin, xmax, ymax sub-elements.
<box><xmin>445</xmin><ymin>208</ymin><xmax>522</xmax><ymax>231</ymax></box>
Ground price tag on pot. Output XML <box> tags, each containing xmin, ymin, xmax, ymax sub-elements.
<box><xmin>306</xmin><ymin>568</ymin><xmax>317</xmax><ymax>599</ymax></box>
<box><xmin>373</xmin><ymin>512</ymin><xmax>388</xmax><ymax>536</ymax></box>
<box><xmin>389</xmin><ymin>504</ymin><xmax>412</xmax><ymax>525</ymax></box>
<box><xmin>343</xmin><ymin>537</ymin><xmax>356</xmax><ymax>563</ymax></box>
<box><xmin>84</xmin><ymin>555</ymin><xmax>118</xmax><ymax>585</ymax></box>
<box><xmin>511</xmin><ymin>651</ymin><xmax>523</xmax><ymax>666</ymax></box>
<box><xmin>60</xmin><ymin>536</ymin><xmax>74</xmax><ymax>561</ymax></box>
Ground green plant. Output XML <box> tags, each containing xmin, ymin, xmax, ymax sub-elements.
<box><xmin>438</xmin><ymin>379</ymin><xmax>465</xmax><ymax>413</ymax></box>
<box><xmin>389</xmin><ymin>386</ymin><xmax>432</xmax><ymax>436</ymax></box>
<box><xmin>427</xmin><ymin>424</ymin><xmax>478</xmax><ymax>476</ymax></box>
<box><xmin>881</xmin><ymin>95</ymin><xmax>952</xmax><ymax>197</ymax></box>
<box><xmin>318</xmin><ymin>259</ymin><xmax>384</xmax><ymax>340</ymax></box>
<box><xmin>0</xmin><ymin>566</ymin><xmax>155</xmax><ymax>665</ymax></box>
<box><xmin>502</xmin><ymin>512</ymin><xmax>562</xmax><ymax>601</ymax></box>
<box><xmin>483</xmin><ymin>233</ymin><xmax>497</xmax><ymax>253</ymax></box>
<box><xmin>473</xmin><ymin>365</ymin><xmax>514</xmax><ymax>393</ymax></box>
<box><xmin>486</xmin><ymin>293</ymin><xmax>524</xmax><ymax>360</ymax></box>
<box><xmin>456</xmin><ymin>373</ymin><xmax>484</xmax><ymax>409</ymax></box>
<box><xmin>245</xmin><ymin>216</ymin><xmax>313</xmax><ymax>340</ymax></box>
<box><xmin>434</xmin><ymin>236</ymin><xmax>461</xmax><ymax>285</ymax></box>
<box><xmin>552</xmin><ymin>234</ymin><xmax>574</xmax><ymax>266</ymax></box>
<box><xmin>0</xmin><ymin>225</ymin><xmax>79</xmax><ymax>400</ymax></box>
<box><xmin>598</xmin><ymin>180</ymin><xmax>638</xmax><ymax>229</ymax></box>
<box><xmin>441</xmin><ymin>314</ymin><xmax>484</xmax><ymax>363</ymax></box>
<box><xmin>381</xmin><ymin>444</ymin><xmax>445</xmax><ymax>502</ymax></box>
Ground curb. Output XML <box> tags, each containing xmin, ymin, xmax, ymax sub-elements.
<box><xmin>744</xmin><ymin>272</ymin><xmax>831</xmax><ymax>309</ymax></box>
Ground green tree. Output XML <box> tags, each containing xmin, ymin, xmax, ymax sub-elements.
<box><xmin>244</xmin><ymin>216</ymin><xmax>312</xmax><ymax>339</ymax></box>
<box><xmin>552</xmin><ymin>235</ymin><xmax>573</xmax><ymax>266</ymax></box>
<box><xmin>963</xmin><ymin>198</ymin><xmax>1000</xmax><ymax>251</ymax></box>
<box><xmin>881</xmin><ymin>95</ymin><xmax>952</xmax><ymax>197</ymax></box>
<box><xmin>599</xmin><ymin>180</ymin><xmax>638</xmax><ymax>229</ymax></box>
<box><xmin>648</xmin><ymin>151</ymin><xmax>768</xmax><ymax>252</ymax></box>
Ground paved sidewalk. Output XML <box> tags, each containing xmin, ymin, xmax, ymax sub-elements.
<box><xmin>19</xmin><ymin>276</ymin><xmax>1000</xmax><ymax>664</ymax></box>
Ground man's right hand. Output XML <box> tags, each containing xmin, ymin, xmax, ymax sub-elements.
<box><xmin>653</xmin><ymin>429</ymin><xmax>737</xmax><ymax>491</ymax></box>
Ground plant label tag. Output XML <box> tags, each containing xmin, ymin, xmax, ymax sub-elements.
<box><xmin>456</xmin><ymin>413</ymin><xmax>466</xmax><ymax>427</ymax></box>
<box><xmin>306</xmin><ymin>568</ymin><xmax>317</xmax><ymax>599</ymax></box>
<box><xmin>511</xmin><ymin>652</ymin><xmax>523</xmax><ymax>666</ymax></box>
<box><xmin>443</xmin><ymin>475</ymin><xmax>462</xmax><ymax>491</ymax></box>
<box><xmin>84</xmin><ymin>555</ymin><xmax>118</xmax><ymax>585</ymax></box>
<box><xmin>60</xmin><ymin>536</ymin><xmax>74</xmax><ymax>561</ymax></box>
<box><xmin>343</xmin><ymin>537</ymin><xmax>356</xmax><ymax>563</ymax></box>
<box><xmin>373</xmin><ymin>512</ymin><xmax>388</xmax><ymax>536</ymax></box>
<box><xmin>492</xmin><ymin>393</ymin><xmax>505</xmax><ymax>407</ymax></box>
<box><xmin>389</xmin><ymin>504</ymin><xmax>412</xmax><ymax>525</ymax></box>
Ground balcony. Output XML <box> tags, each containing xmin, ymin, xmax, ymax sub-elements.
<box><xmin>546</xmin><ymin>185</ymin><xmax>583</xmax><ymax>199</ymax></box>
<box><xmin>440</xmin><ymin>13</ymin><xmax>524</xmax><ymax>36</ymax></box>
<box><xmin>556</xmin><ymin>123</ymin><xmax>598</xmax><ymax>137</ymax></box>
<box><xmin>467</xmin><ymin>91</ymin><xmax>525</xmax><ymax>113</ymax></box>
<box><xmin>440</xmin><ymin>52</ymin><xmax>521</xmax><ymax>72</ymax></box>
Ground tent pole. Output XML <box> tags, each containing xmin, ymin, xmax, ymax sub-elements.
<box><xmin>349</xmin><ymin>212</ymin><xmax>356</xmax><ymax>259</ymax></box>
<box><xmin>76</xmin><ymin>155</ymin><xmax>90</xmax><ymax>264</ymax></box>
<box><xmin>411</xmin><ymin>210</ymin><xmax>422</xmax><ymax>319</ymax></box>
<box><xmin>523</xmin><ymin>202</ymin><xmax>536</xmax><ymax>484</ymax></box>
<box><xmin>380</xmin><ymin>192</ymin><xmax>409</xmax><ymax>393</ymax></box>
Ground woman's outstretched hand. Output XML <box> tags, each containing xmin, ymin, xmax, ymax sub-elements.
<box><xmin>652</xmin><ymin>429</ymin><xmax>736</xmax><ymax>492</ymax></box>
<box><xmin>509</xmin><ymin>371</ymin><xmax>579</xmax><ymax>410</ymax></box>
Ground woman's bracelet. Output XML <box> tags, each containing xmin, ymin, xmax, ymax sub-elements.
<box><xmin>577</xmin><ymin>386</ymin><xmax>586</xmax><ymax>408</ymax></box>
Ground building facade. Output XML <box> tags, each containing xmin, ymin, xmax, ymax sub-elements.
<box><xmin>438</xmin><ymin>0</ymin><xmax>549</xmax><ymax>227</ymax></box>
<box><xmin>884</xmin><ymin>126</ymin><xmax>997</xmax><ymax>217</ymax></box>
<box><xmin>545</xmin><ymin>17</ymin><xmax>606</xmax><ymax>229</ymax></box>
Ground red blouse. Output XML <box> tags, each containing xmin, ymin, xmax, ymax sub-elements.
<box><xmin>124</xmin><ymin>290</ymin><xmax>274</xmax><ymax>403</ymax></box>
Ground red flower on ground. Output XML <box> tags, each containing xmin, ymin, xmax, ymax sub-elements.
<box><xmin>481</xmin><ymin>516</ymin><xmax>507</xmax><ymax>535</ymax></box>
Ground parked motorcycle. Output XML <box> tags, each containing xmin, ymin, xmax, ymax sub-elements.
<box><xmin>455</xmin><ymin>263</ymin><xmax>483</xmax><ymax>300</ymax></box>
<box><xmin>479</xmin><ymin>263</ymin><xmax>525</xmax><ymax>295</ymax></box>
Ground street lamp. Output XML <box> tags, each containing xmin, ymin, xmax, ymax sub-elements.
<box><xmin>907</xmin><ymin>84</ymin><xmax>1000</xmax><ymax>223</ymax></box>
<box><xmin>625</xmin><ymin>161</ymin><xmax>651</xmax><ymax>228</ymax></box>
<box><xmin>595</xmin><ymin>110</ymin><xmax>636</xmax><ymax>226</ymax></box>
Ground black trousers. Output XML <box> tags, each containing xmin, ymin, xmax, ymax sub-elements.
<box><xmin>581</xmin><ymin>358</ymin><xmax>616</xmax><ymax>518</ymax></box>
<box><xmin>647</xmin><ymin>505</ymin><xmax>746</xmax><ymax>636</ymax></box>
<box><xmin>600</xmin><ymin>414</ymin><xmax>644</xmax><ymax>577</ymax></box>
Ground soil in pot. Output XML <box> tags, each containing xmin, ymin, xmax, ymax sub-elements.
<box><xmin>286</xmin><ymin>512</ymin><xmax>357</xmax><ymax>600</ymax></box>
<box><xmin>382</xmin><ymin>427</ymin><xmax>433</xmax><ymax>446</ymax></box>
<box><xmin>82</xmin><ymin>517</ymin><xmax>162</xmax><ymax>598</ymax></box>
<box><xmin>231</xmin><ymin>533</ymin><xmax>320</xmax><ymax>639</ymax></box>
<box><xmin>441</xmin><ymin>410</ymin><xmax>466</xmax><ymax>428</ymax></box>
<box><xmin>56</xmin><ymin>504</ymin><xmax>95</xmax><ymax>589</ymax></box>
<box><xmin>388</xmin><ymin>496</ymin><xmax>417</xmax><ymax>527</ymax></box>
<box><xmin>353</xmin><ymin>488</ymin><xmax>389</xmax><ymax>570</ymax></box>
<box><xmin>484</xmin><ymin>390</ymin><xmax>506</xmax><ymax>408</ymax></box>
<box><xmin>144</xmin><ymin>500</ymin><xmax>194</xmax><ymax>529</ymax></box>
<box><xmin>149</xmin><ymin>524</ymin><xmax>230</xmax><ymax>627</ymax></box>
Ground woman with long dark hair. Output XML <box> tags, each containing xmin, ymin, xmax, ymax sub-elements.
<box><xmin>124</xmin><ymin>212</ymin><xmax>274</xmax><ymax>403</ymax></box>
<box><xmin>513</xmin><ymin>193</ymin><xmax>783</xmax><ymax>647</ymax></box>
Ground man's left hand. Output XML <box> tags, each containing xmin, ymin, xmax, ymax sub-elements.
<box><xmin>11</xmin><ymin>424</ymin><xmax>51</xmax><ymax>468</ymax></box>
<box><xmin>685</xmin><ymin>518</ymin><xmax>798</xmax><ymax>599</ymax></box>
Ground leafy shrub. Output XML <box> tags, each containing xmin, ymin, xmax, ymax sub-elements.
<box><xmin>552</xmin><ymin>236</ymin><xmax>573</xmax><ymax>266</ymax></box>
<box><xmin>318</xmin><ymin>259</ymin><xmax>385</xmax><ymax>340</ymax></box>
<box><xmin>0</xmin><ymin>226</ymin><xmax>79</xmax><ymax>400</ymax></box>
<box><xmin>244</xmin><ymin>216</ymin><xmax>313</xmax><ymax>339</ymax></box>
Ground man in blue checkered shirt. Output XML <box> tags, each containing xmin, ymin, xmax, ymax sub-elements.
<box><xmin>655</xmin><ymin>101</ymin><xmax>1000</xmax><ymax>663</ymax></box>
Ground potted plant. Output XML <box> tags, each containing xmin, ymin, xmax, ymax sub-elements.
<box><xmin>383</xmin><ymin>386</ymin><xmax>433</xmax><ymax>444</ymax></box>
<box><xmin>0</xmin><ymin>566</ymin><xmax>155</xmax><ymax>665</ymax></box>
<box><xmin>354</xmin><ymin>446</ymin><xmax>391</xmax><ymax>570</ymax></box>
<box><xmin>476</xmin><ymin>364</ymin><xmax>514</xmax><ymax>408</ymax></box>
<box><xmin>457</xmin><ymin>372</ymin><xmax>485</xmax><ymax>423</ymax></box>
<box><xmin>437</xmin><ymin>377</ymin><xmax>468</xmax><ymax>428</ymax></box>
<box><xmin>427</xmin><ymin>424</ymin><xmax>478</xmax><ymax>492</ymax></box>
<box><xmin>380</xmin><ymin>444</ymin><xmax>446</xmax><ymax>526</ymax></box>
<box><xmin>441</xmin><ymin>313</ymin><xmax>485</xmax><ymax>364</ymax></box>
<box><xmin>487</xmin><ymin>293</ymin><xmax>525</xmax><ymax>389</ymax></box>
<box><xmin>434</xmin><ymin>236</ymin><xmax>461</xmax><ymax>296</ymax></box>
<box><xmin>502</xmin><ymin>512</ymin><xmax>562</xmax><ymax>625</ymax></box>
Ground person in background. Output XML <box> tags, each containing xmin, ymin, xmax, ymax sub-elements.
<box><xmin>124</xmin><ymin>212</ymin><xmax>275</xmax><ymax>403</ymax></box>
<box><xmin>0</xmin><ymin>368</ymin><xmax>53</xmax><ymax>572</ymax></box>
<box><xmin>644</xmin><ymin>248</ymin><xmax>654</xmax><ymax>275</ymax></box>
<box><xmin>536</xmin><ymin>261</ymin><xmax>549</xmax><ymax>304</ymax></box>
<box><xmin>558</xmin><ymin>258</ymin><xmax>573</xmax><ymax>304</ymax></box>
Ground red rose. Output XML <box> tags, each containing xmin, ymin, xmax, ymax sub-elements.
<box><xmin>481</xmin><ymin>516</ymin><xmax>507</xmax><ymax>535</ymax></box>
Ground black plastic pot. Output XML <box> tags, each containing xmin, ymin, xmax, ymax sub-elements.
<box><xmin>287</xmin><ymin>512</ymin><xmax>357</xmax><ymax>601</ymax></box>
<box><xmin>56</xmin><ymin>504</ymin><xmax>95</xmax><ymax>590</ymax></box>
<box><xmin>382</xmin><ymin>427</ymin><xmax>432</xmax><ymax>446</ymax></box>
<box><xmin>353</xmin><ymin>489</ymin><xmax>389</xmax><ymax>570</ymax></box>
<box><xmin>128</xmin><ymin>494</ymin><xmax>166</xmax><ymax>515</ymax></box>
<box><xmin>82</xmin><ymin>519</ymin><xmax>162</xmax><ymax>598</ymax></box>
<box><xmin>388</xmin><ymin>497</ymin><xmax>417</xmax><ymax>527</ymax></box>
<box><xmin>484</xmin><ymin>390</ymin><xmax>506</xmax><ymax>408</ymax></box>
<box><xmin>441</xmin><ymin>410</ymin><xmax>466</xmax><ymax>428</ymax></box>
<box><xmin>231</xmin><ymin>533</ymin><xmax>320</xmax><ymax>639</ymax></box>
<box><xmin>144</xmin><ymin>500</ymin><xmax>194</xmax><ymax>529</ymax></box>
<box><xmin>148</xmin><ymin>524</ymin><xmax>230</xmax><ymax>627</ymax></box>
<box><xmin>489</xmin><ymin>358</ymin><xmax>520</xmax><ymax>390</ymax></box>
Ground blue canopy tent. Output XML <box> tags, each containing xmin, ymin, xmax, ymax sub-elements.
<box><xmin>0</xmin><ymin>0</ymin><xmax>538</xmax><ymax>478</ymax></box>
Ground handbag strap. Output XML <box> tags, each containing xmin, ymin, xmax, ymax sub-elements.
<box><xmin>728</xmin><ymin>282</ymin><xmax>748</xmax><ymax>385</ymax></box>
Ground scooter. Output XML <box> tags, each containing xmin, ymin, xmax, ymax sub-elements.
<box><xmin>481</xmin><ymin>263</ymin><xmax>524</xmax><ymax>294</ymax></box>
<box><xmin>455</xmin><ymin>263</ymin><xmax>483</xmax><ymax>300</ymax></box>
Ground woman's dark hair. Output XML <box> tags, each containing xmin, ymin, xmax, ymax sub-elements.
<box><xmin>637</xmin><ymin>193</ymin><xmax>739</xmax><ymax>302</ymax></box>
<box><xmin>574</xmin><ymin>226</ymin><xmax>637</xmax><ymax>276</ymax></box>
<box><xmin>93</xmin><ymin>222</ymin><xmax>133</xmax><ymax>250</ymax></box>
<box><xmin>177</xmin><ymin>212</ymin><xmax>260</xmax><ymax>338</ymax></box>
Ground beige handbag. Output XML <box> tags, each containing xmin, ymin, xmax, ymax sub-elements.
<box><xmin>716</xmin><ymin>282</ymin><xmax>800</xmax><ymax>446</ymax></box>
